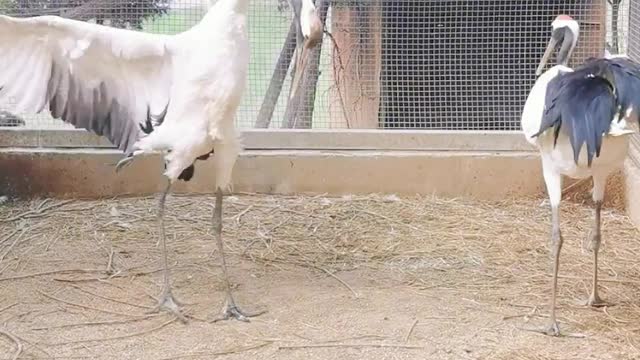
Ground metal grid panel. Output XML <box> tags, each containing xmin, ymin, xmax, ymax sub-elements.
<box><xmin>628</xmin><ymin>0</ymin><xmax>640</xmax><ymax>60</ymax></box>
<box><xmin>380</xmin><ymin>0</ymin><xmax>607</xmax><ymax>130</ymax></box>
<box><xmin>0</xmin><ymin>0</ymin><xmax>630</xmax><ymax>132</ymax></box>
<box><xmin>607</xmin><ymin>0</ymin><xmax>629</xmax><ymax>54</ymax></box>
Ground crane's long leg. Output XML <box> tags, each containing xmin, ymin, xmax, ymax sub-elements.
<box><xmin>582</xmin><ymin>174</ymin><xmax>608</xmax><ymax>307</ymax></box>
<box><xmin>543</xmin><ymin>166</ymin><xmax>563</xmax><ymax>336</ymax></box>
<box><xmin>546</xmin><ymin>200</ymin><xmax>563</xmax><ymax>336</ymax></box>
<box><xmin>211</xmin><ymin>187</ymin><xmax>265</xmax><ymax>322</ymax></box>
<box><xmin>149</xmin><ymin>179</ymin><xmax>187</xmax><ymax>322</ymax></box>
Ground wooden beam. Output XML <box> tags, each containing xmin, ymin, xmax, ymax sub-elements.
<box><xmin>255</xmin><ymin>22</ymin><xmax>297</xmax><ymax>128</ymax></box>
<box><xmin>328</xmin><ymin>1</ymin><xmax>382</xmax><ymax>129</ymax></box>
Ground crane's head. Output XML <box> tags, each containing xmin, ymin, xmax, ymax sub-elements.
<box><xmin>289</xmin><ymin>0</ymin><xmax>323</xmax><ymax>99</ymax></box>
<box><xmin>536</xmin><ymin>15</ymin><xmax>580</xmax><ymax>76</ymax></box>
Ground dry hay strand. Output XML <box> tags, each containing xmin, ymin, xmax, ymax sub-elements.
<box><xmin>2</xmin><ymin>192</ymin><xmax>640</xmax><ymax>352</ymax></box>
<box><xmin>0</xmin><ymin>192</ymin><xmax>638</xmax><ymax>275</ymax></box>
<box><xmin>561</xmin><ymin>169</ymin><xmax>626</xmax><ymax>211</ymax></box>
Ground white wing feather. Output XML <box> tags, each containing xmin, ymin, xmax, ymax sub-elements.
<box><xmin>0</xmin><ymin>14</ymin><xmax>175</xmax><ymax>153</ymax></box>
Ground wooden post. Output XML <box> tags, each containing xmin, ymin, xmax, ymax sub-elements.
<box><xmin>282</xmin><ymin>0</ymin><xmax>330</xmax><ymax>129</ymax></box>
<box><xmin>328</xmin><ymin>0</ymin><xmax>382</xmax><ymax>129</ymax></box>
<box><xmin>255</xmin><ymin>22</ymin><xmax>297</xmax><ymax>128</ymax></box>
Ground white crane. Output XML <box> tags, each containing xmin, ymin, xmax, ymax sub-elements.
<box><xmin>522</xmin><ymin>14</ymin><xmax>640</xmax><ymax>336</ymax></box>
<box><xmin>0</xmin><ymin>0</ymin><xmax>322</xmax><ymax>322</ymax></box>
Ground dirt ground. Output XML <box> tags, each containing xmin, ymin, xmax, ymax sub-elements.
<box><xmin>1</xmin><ymin>191</ymin><xmax>640</xmax><ymax>359</ymax></box>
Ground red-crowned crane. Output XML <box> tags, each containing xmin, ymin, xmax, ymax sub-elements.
<box><xmin>522</xmin><ymin>14</ymin><xmax>640</xmax><ymax>336</ymax></box>
<box><xmin>0</xmin><ymin>0</ymin><xmax>323</xmax><ymax>322</ymax></box>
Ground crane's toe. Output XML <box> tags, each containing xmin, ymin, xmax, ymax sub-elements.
<box><xmin>211</xmin><ymin>301</ymin><xmax>266</xmax><ymax>323</ymax></box>
<box><xmin>581</xmin><ymin>293</ymin><xmax>609</xmax><ymax>308</ymax></box>
<box><xmin>544</xmin><ymin>321</ymin><xmax>561</xmax><ymax>336</ymax></box>
<box><xmin>519</xmin><ymin>321</ymin><xmax>561</xmax><ymax>336</ymax></box>
<box><xmin>149</xmin><ymin>288</ymin><xmax>188</xmax><ymax>323</ymax></box>
<box><xmin>114</xmin><ymin>156</ymin><xmax>134</xmax><ymax>172</ymax></box>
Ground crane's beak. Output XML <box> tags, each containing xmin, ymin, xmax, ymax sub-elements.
<box><xmin>536</xmin><ymin>35</ymin><xmax>561</xmax><ymax>77</ymax></box>
<box><xmin>536</xmin><ymin>24</ymin><xmax>578</xmax><ymax>77</ymax></box>
<box><xmin>290</xmin><ymin>1</ymin><xmax>323</xmax><ymax>100</ymax></box>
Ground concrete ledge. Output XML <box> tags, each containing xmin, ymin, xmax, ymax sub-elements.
<box><xmin>0</xmin><ymin>128</ymin><xmax>533</xmax><ymax>151</ymax></box>
<box><xmin>624</xmin><ymin>135</ymin><xmax>640</xmax><ymax>228</ymax></box>
<box><xmin>625</xmin><ymin>159</ymin><xmax>640</xmax><ymax>224</ymax></box>
<box><xmin>0</xmin><ymin>148</ymin><xmax>545</xmax><ymax>199</ymax></box>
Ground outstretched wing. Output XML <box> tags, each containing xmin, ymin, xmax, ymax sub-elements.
<box><xmin>0</xmin><ymin>14</ymin><xmax>175</xmax><ymax>154</ymax></box>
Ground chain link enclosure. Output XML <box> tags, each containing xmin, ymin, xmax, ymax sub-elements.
<box><xmin>0</xmin><ymin>0</ymin><xmax>629</xmax><ymax>132</ymax></box>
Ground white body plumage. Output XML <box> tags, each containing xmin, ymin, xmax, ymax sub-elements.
<box><xmin>522</xmin><ymin>65</ymin><xmax>633</xmax><ymax>185</ymax></box>
<box><xmin>134</xmin><ymin>2</ymin><xmax>249</xmax><ymax>187</ymax></box>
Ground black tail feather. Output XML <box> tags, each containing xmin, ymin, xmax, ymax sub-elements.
<box><xmin>533</xmin><ymin>63</ymin><xmax>618</xmax><ymax>166</ymax></box>
<box><xmin>173</xmin><ymin>149</ymin><xmax>215</xmax><ymax>182</ymax></box>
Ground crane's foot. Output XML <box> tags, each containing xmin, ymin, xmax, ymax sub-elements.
<box><xmin>518</xmin><ymin>321</ymin><xmax>587</xmax><ymax>338</ymax></box>
<box><xmin>518</xmin><ymin>321</ymin><xmax>561</xmax><ymax>337</ymax></box>
<box><xmin>544</xmin><ymin>320</ymin><xmax>561</xmax><ymax>336</ymax></box>
<box><xmin>581</xmin><ymin>293</ymin><xmax>609</xmax><ymax>308</ymax></box>
<box><xmin>210</xmin><ymin>300</ymin><xmax>266</xmax><ymax>323</ymax></box>
<box><xmin>148</xmin><ymin>287</ymin><xmax>188</xmax><ymax>323</ymax></box>
<box><xmin>518</xmin><ymin>323</ymin><xmax>560</xmax><ymax>337</ymax></box>
<box><xmin>115</xmin><ymin>156</ymin><xmax>134</xmax><ymax>172</ymax></box>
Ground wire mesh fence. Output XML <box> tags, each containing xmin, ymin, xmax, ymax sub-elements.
<box><xmin>379</xmin><ymin>1</ymin><xmax>609</xmax><ymax>129</ymax></box>
<box><xmin>0</xmin><ymin>0</ymin><xmax>632</xmax><ymax>132</ymax></box>
<box><xmin>628</xmin><ymin>0</ymin><xmax>640</xmax><ymax>60</ymax></box>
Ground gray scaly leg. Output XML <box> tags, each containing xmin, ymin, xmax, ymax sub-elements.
<box><xmin>149</xmin><ymin>179</ymin><xmax>187</xmax><ymax>322</ymax></box>
<box><xmin>211</xmin><ymin>188</ymin><xmax>265</xmax><ymax>322</ymax></box>
<box><xmin>582</xmin><ymin>174</ymin><xmax>609</xmax><ymax>307</ymax></box>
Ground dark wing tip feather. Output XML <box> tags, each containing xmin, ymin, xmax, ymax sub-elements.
<box><xmin>140</xmin><ymin>108</ymin><xmax>154</xmax><ymax>134</ymax></box>
<box><xmin>42</xmin><ymin>62</ymin><xmax>172</xmax><ymax>155</ymax></box>
<box><xmin>536</xmin><ymin>68</ymin><xmax>618</xmax><ymax>167</ymax></box>
<box><xmin>531</xmin><ymin>76</ymin><xmax>564</xmax><ymax>141</ymax></box>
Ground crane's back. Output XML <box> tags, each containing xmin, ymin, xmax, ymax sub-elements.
<box><xmin>133</xmin><ymin>0</ymin><xmax>249</xmax><ymax>181</ymax></box>
<box><xmin>166</xmin><ymin>0</ymin><xmax>249</xmax><ymax>128</ymax></box>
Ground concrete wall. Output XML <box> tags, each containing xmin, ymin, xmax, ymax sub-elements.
<box><xmin>0</xmin><ymin>148</ymin><xmax>545</xmax><ymax>199</ymax></box>
<box><xmin>622</xmin><ymin>2</ymin><xmax>640</xmax><ymax>228</ymax></box>
<box><xmin>624</xmin><ymin>135</ymin><xmax>640</xmax><ymax>226</ymax></box>
<box><xmin>2</xmin><ymin>129</ymin><xmax>547</xmax><ymax>200</ymax></box>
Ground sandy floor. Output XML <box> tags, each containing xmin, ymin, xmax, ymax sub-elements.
<box><xmin>1</xmin><ymin>192</ymin><xmax>640</xmax><ymax>359</ymax></box>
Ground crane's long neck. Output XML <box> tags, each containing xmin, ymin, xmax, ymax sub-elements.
<box><xmin>557</xmin><ymin>28</ymin><xmax>577</xmax><ymax>67</ymax></box>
